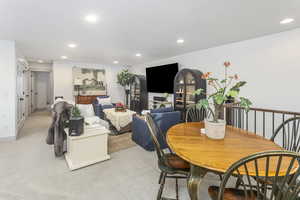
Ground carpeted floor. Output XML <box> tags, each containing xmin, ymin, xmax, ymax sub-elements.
<box><xmin>0</xmin><ymin>110</ymin><xmax>227</xmax><ymax>200</ymax></box>
<box><xmin>22</xmin><ymin>110</ymin><xmax>136</xmax><ymax>154</ymax></box>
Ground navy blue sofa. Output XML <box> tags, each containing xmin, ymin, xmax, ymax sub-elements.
<box><xmin>92</xmin><ymin>96</ymin><xmax>114</xmax><ymax>119</ymax></box>
<box><xmin>131</xmin><ymin>107</ymin><xmax>181</xmax><ymax>151</ymax></box>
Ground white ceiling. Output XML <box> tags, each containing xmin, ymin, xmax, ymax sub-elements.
<box><xmin>1</xmin><ymin>0</ymin><xmax>300</xmax><ymax>66</ymax></box>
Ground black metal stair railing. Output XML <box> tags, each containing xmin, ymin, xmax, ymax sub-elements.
<box><xmin>225</xmin><ymin>104</ymin><xmax>300</xmax><ymax>140</ymax></box>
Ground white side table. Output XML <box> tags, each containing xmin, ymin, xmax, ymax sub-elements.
<box><xmin>64</xmin><ymin>126</ymin><xmax>110</xmax><ymax>170</ymax></box>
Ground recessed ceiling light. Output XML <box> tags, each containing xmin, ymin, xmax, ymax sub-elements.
<box><xmin>280</xmin><ymin>18</ymin><xmax>294</xmax><ymax>24</ymax></box>
<box><xmin>85</xmin><ymin>14</ymin><xmax>99</xmax><ymax>23</ymax></box>
<box><xmin>37</xmin><ymin>60</ymin><xmax>44</xmax><ymax>63</ymax></box>
<box><xmin>177</xmin><ymin>39</ymin><xmax>184</xmax><ymax>44</ymax></box>
<box><xmin>61</xmin><ymin>56</ymin><xmax>68</xmax><ymax>59</ymax></box>
<box><xmin>135</xmin><ymin>53</ymin><xmax>142</xmax><ymax>57</ymax></box>
<box><xmin>113</xmin><ymin>61</ymin><xmax>119</xmax><ymax>64</ymax></box>
<box><xmin>68</xmin><ymin>43</ymin><xmax>77</xmax><ymax>48</ymax></box>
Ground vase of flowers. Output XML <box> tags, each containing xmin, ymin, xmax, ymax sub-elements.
<box><xmin>194</xmin><ymin>61</ymin><xmax>252</xmax><ymax>139</ymax></box>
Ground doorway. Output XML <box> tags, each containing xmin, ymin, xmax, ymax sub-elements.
<box><xmin>35</xmin><ymin>72</ymin><xmax>51</xmax><ymax>110</ymax></box>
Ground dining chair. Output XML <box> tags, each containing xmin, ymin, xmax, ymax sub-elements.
<box><xmin>185</xmin><ymin>105</ymin><xmax>206</xmax><ymax>122</ymax></box>
<box><xmin>208</xmin><ymin>150</ymin><xmax>300</xmax><ymax>200</ymax></box>
<box><xmin>270</xmin><ymin>116</ymin><xmax>300</xmax><ymax>152</ymax></box>
<box><xmin>145</xmin><ymin>113</ymin><xmax>190</xmax><ymax>200</ymax></box>
<box><xmin>235</xmin><ymin>117</ymin><xmax>300</xmax><ymax>189</ymax></box>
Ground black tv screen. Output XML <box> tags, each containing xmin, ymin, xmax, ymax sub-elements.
<box><xmin>146</xmin><ymin>63</ymin><xmax>179</xmax><ymax>93</ymax></box>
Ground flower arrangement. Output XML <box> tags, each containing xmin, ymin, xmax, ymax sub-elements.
<box><xmin>194</xmin><ymin>61</ymin><xmax>252</xmax><ymax>123</ymax></box>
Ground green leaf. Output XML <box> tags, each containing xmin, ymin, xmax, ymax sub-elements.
<box><xmin>230</xmin><ymin>81</ymin><xmax>247</xmax><ymax>91</ymax></box>
<box><xmin>220</xmin><ymin>79</ymin><xmax>227</xmax><ymax>84</ymax></box>
<box><xmin>207</xmin><ymin>78</ymin><xmax>218</xmax><ymax>81</ymax></box>
<box><xmin>72</xmin><ymin>106</ymin><xmax>81</xmax><ymax>117</ymax></box>
<box><xmin>117</xmin><ymin>69</ymin><xmax>134</xmax><ymax>87</ymax></box>
<box><xmin>196</xmin><ymin>99</ymin><xmax>209</xmax><ymax>110</ymax></box>
<box><xmin>214</xmin><ymin>94</ymin><xmax>226</xmax><ymax>105</ymax></box>
<box><xmin>227</xmin><ymin>90</ymin><xmax>239</xmax><ymax>98</ymax></box>
<box><xmin>239</xmin><ymin>97</ymin><xmax>252</xmax><ymax>112</ymax></box>
<box><xmin>193</xmin><ymin>88</ymin><xmax>204</xmax><ymax>95</ymax></box>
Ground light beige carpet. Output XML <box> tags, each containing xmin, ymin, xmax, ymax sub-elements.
<box><xmin>108</xmin><ymin>132</ymin><xmax>136</xmax><ymax>153</ymax></box>
<box><xmin>0</xmin><ymin>110</ymin><xmax>223</xmax><ymax>200</ymax></box>
<box><xmin>25</xmin><ymin>111</ymin><xmax>136</xmax><ymax>154</ymax></box>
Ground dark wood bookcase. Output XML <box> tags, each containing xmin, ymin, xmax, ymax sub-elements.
<box><xmin>129</xmin><ymin>75</ymin><xmax>148</xmax><ymax>114</ymax></box>
<box><xmin>173</xmin><ymin>68</ymin><xmax>206</xmax><ymax>119</ymax></box>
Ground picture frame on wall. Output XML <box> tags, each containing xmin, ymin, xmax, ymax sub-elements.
<box><xmin>72</xmin><ymin>67</ymin><xmax>107</xmax><ymax>96</ymax></box>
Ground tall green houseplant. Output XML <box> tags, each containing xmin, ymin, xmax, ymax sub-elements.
<box><xmin>117</xmin><ymin>69</ymin><xmax>134</xmax><ymax>106</ymax></box>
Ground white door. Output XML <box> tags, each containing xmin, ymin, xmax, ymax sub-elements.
<box><xmin>24</xmin><ymin>70</ymin><xmax>30</xmax><ymax>117</ymax></box>
<box><xmin>36</xmin><ymin>72</ymin><xmax>50</xmax><ymax>109</ymax></box>
<box><xmin>16</xmin><ymin>63</ymin><xmax>26</xmax><ymax>127</ymax></box>
<box><xmin>31</xmin><ymin>72</ymin><xmax>37</xmax><ymax>112</ymax></box>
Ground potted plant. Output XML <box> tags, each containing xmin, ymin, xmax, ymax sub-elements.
<box><xmin>194</xmin><ymin>61</ymin><xmax>252</xmax><ymax>139</ymax></box>
<box><xmin>117</xmin><ymin>69</ymin><xmax>134</xmax><ymax>106</ymax></box>
<box><xmin>69</xmin><ymin>105</ymin><xmax>84</xmax><ymax>136</ymax></box>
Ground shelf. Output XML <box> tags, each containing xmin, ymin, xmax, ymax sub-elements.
<box><xmin>175</xmin><ymin>105</ymin><xmax>185</xmax><ymax>109</ymax></box>
<box><xmin>186</xmin><ymin>101</ymin><xmax>195</xmax><ymax>104</ymax></box>
<box><xmin>176</xmin><ymin>83</ymin><xmax>196</xmax><ymax>86</ymax></box>
<box><xmin>176</xmin><ymin>100</ymin><xmax>183</xmax><ymax>102</ymax></box>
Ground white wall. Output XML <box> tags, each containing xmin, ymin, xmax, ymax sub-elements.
<box><xmin>0</xmin><ymin>40</ymin><xmax>17</xmax><ymax>140</ymax></box>
<box><xmin>131</xmin><ymin>28</ymin><xmax>300</xmax><ymax>112</ymax></box>
<box><xmin>52</xmin><ymin>61</ymin><xmax>127</xmax><ymax>103</ymax></box>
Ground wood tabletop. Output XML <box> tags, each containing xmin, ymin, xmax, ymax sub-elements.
<box><xmin>167</xmin><ymin>122</ymin><xmax>298</xmax><ymax>176</ymax></box>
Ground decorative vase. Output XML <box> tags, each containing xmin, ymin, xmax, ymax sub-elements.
<box><xmin>204</xmin><ymin>119</ymin><xmax>226</xmax><ymax>139</ymax></box>
<box><xmin>69</xmin><ymin>116</ymin><xmax>84</xmax><ymax>136</ymax></box>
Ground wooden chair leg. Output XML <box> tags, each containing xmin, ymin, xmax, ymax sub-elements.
<box><xmin>157</xmin><ymin>172</ymin><xmax>166</xmax><ymax>200</ymax></box>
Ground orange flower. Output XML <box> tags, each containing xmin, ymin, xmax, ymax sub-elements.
<box><xmin>201</xmin><ymin>72</ymin><xmax>211</xmax><ymax>79</ymax></box>
<box><xmin>208</xmin><ymin>79</ymin><xmax>214</xmax><ymax>85</ymax></box>
<box><xmin>224</xmin><ymin>61</ymin><xmax>231</xmax><ymax>67</ymax></box>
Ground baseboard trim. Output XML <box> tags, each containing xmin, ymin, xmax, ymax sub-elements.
<box><xmin>0</xmin><ymin>136</ymin><xmax>16</xmax><ymax>142</ymax></box>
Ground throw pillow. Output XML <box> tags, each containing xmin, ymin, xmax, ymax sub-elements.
<box><xmin>77</xmin><ymin>104</ymin><xmax>95</xmax><ymax>118</ymax></box>
<box><xmin>97</xmin><ymin>97</ymin><xmax>112</xmax><ymax>105</ymax></box>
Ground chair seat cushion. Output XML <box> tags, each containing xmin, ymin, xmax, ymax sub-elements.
<box><xmin>165</xmin><ymin>154</ymin><xmax>190</xmax><ymax>169</ymax></box>
<box><xmin>208</xmin><ymin>186</ymin><xmax>257</xmax><ymax>200</ymax></box>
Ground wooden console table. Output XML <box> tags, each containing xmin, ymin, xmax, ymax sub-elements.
<box><xmin>76</xmin><ymin>95</ymin><xmax>107</xmax><ymax>104</ymax></box>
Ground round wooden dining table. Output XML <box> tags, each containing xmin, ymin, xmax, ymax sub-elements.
<box><xmin>166</xmin><ymin>122</ymin><xmax>291</xmax><ymax>200</ymax></box>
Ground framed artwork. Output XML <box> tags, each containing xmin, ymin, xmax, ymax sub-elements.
<box><xmin>73</xmin><ymin>67</ymin><xmax>107</xmax><ymax>95</ymax></box>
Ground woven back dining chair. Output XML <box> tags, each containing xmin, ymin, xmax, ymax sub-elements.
<box><xmin>208</xmin><ymin>150</ymin><xmax>300</xmax><ymax>200</ymax></box>
<box><xmin>145</xmin><ymin>113</ymin><xmax>190</xmax><ymax>200</ymax></box>
<box><xmin>270</xmin><ymin>116</ymin><xmax>300</xmax><ymax>152</ymax></box>
<box><xmin>185</xmin><ymin>105</ymin><xmax>206</xmax><ymax>123</ymax></box>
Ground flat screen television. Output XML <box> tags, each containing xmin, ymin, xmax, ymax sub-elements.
<box><xmin>146</xmin><ymin>63</ymin><xmax>179</xmax><ymax>93</ymax></box>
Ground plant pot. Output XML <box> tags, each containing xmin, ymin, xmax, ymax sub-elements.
<box><xmin>204</xmin><ymin>119</ymin><xmax>226</xmax><ymax>139</ymax></box>
<box><xmin>69</xmin><ymin>116</ymin><xmax>84</xmax><ymax>136</ymax></box>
